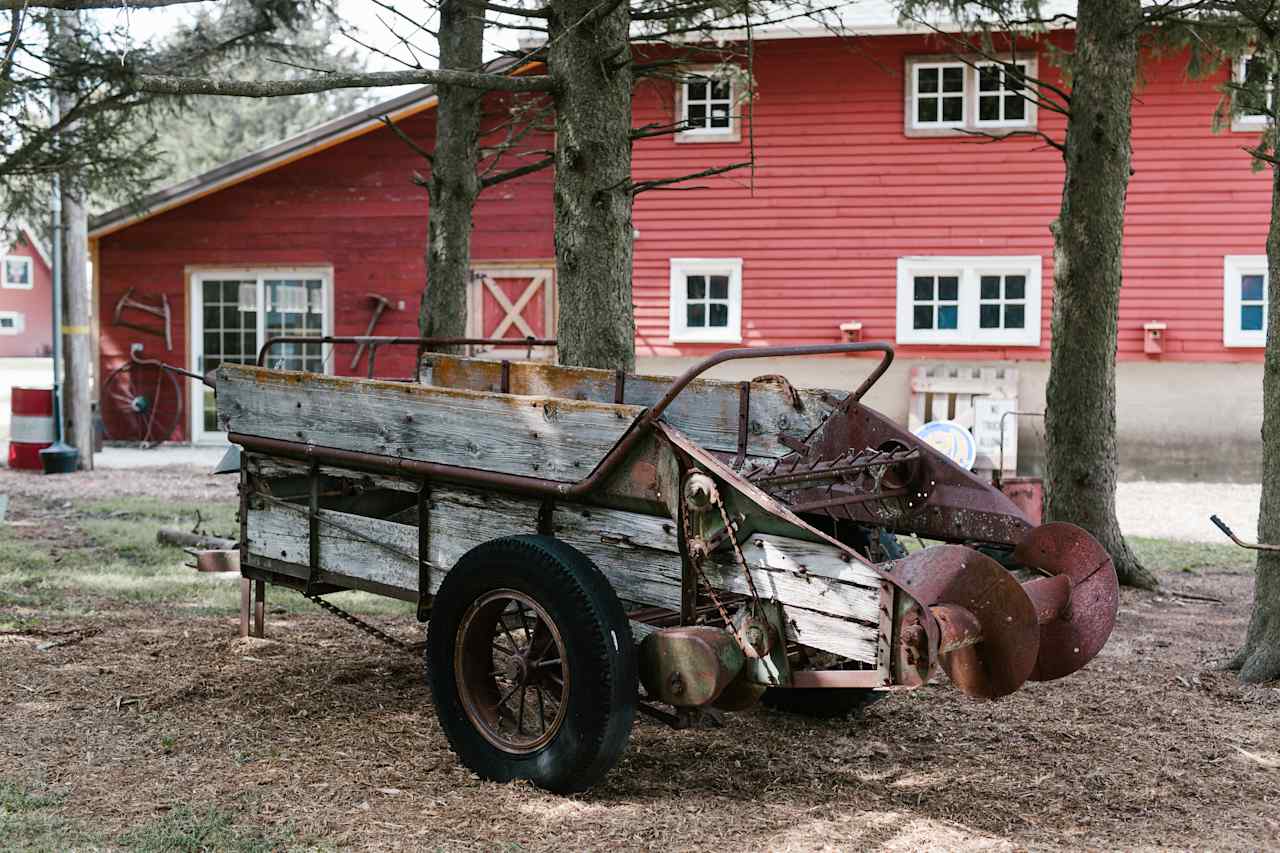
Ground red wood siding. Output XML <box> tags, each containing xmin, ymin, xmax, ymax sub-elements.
<box><xmin>96</xmin><ymin>101</ymin><xmax>554</xmax><ymax>440</ymax></box>
<box><xmin>0</xmin><ymin>233</ymin><xmax>53</xmax><ymax>358</ymax></box>
<box><xmin>631</xmin><ymin>34</ymin><xmax>1269</xmax><ymax>363</ymax></box>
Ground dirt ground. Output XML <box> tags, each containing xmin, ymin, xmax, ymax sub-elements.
<box><xmin>1</xmin><ymin>467</ymin><xmax>1278</xmax><ymax>852</ymax></box>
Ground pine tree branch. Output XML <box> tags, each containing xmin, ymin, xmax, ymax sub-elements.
<box><xmin>481</xmin><ymin>154</ymin><xmax>554</xmax><ymax>187</ymax></box>
<box><xmin>0</xmin><ymin>0</ymin><xmax>207</xmax><ymax>7</ymax></box>
<box><xmin>631</xmin><ymin>160</ymin><xmax>750</xmax><ymax>194</ymax></box>
<box><xmin>134</xmin><ymin>66</ymin><xmax>554</xmax><ymax>96</ymax></box>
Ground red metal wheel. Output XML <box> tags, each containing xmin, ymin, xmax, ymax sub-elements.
<box><xmin>100</xmin><ymin>360</ymin><xmax>183</xmax><ymax>446</ymax></box>
<box><xmin>454</xmin><ymin>589</ymin><xmax>570</xmax><ymax>754</ymax></box>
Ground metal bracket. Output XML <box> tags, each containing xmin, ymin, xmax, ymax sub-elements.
<box><xmin>304</xmin><ymin>461</ymin><xmax>322</xmax><ymax>596</ymax></box>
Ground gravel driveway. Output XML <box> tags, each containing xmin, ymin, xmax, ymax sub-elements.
<box><xmin>1117</xmin><ymin>480</ymin><xmax>1261</xmax><ymax>543</ymax></box>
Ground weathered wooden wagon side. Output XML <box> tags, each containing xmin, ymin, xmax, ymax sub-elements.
<box><xmin>221</xmin><ymin>341</ymin><xmax>1119</xmax><ymax>793</ymax></box>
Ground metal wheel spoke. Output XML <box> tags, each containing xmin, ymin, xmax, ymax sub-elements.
<box><xmin>535</xmin><ymin>658</ymin><xmax>561</xmax><ymax>668</ymax></box>
<box><xmin>493</xmin><ymin>681</ymin><xmax>521</xmax><ymax>710</ymax></box>
<box><xmin>517</xmin><ymin>685</ymin><xmax>527</xmax><ymax>734</ymax></box>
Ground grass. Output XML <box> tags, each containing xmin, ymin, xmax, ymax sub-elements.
<box><xmin>117</xmin><ymin>805</ymin><xmax>304</xmax><ymax>853</ymax></box>
<box><xmin>0</xmin><ymin>496</ymin><xmax>414</xmax><ymax>618</ymax></box>
<box><xmin>0</xmin><ymin>780</ymin><xmax>98</xmax><ymax>851</ymax></box>
<box><xmin>1129</xmin><ymin>535</ymin><xmax>1256</xmax><ymax>574</ymax></box>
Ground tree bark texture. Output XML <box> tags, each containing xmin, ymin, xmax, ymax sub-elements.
<box><xmin>547</xmin><ymin>0</ymin><xmax>636</xmax><ymax>371</ymax></box>
<box><xmin>1044</xmin><ymin>0</ymin><xmax>1155</xmax><ymax>589</ymax></box>
<box><xmin>1231</xmin><ymin>134</ymin><xmax>1280</xmax><ymax>683</ymax></box>
<box><xmin>420</xmin><ymin>0</ymin><xmax>484</xmax><ymax>347</ymax></box>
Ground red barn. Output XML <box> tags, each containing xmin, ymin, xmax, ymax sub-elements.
<box><xmin>0</xmin><ymin>226</ymin><xmax>53</xmax><ymax>358</ymax></box>
<box><xmin>90</xmin><ymin>21</ymin><xmax>1269</xmax><ymax>480</ymax></box>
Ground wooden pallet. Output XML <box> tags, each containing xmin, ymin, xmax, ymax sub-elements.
<box><xmin>908</xmin><ymin>364</ymin><xmax>1019</xmax><ymax>473</ymax></box>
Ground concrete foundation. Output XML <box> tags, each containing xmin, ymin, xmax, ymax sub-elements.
<box><xmin>637</xmin><ymin>355</ymin><xmax>1263</xmax><ymax>483</ymax></box>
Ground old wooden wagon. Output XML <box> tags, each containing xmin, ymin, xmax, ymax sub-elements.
<box><xmin>219</xmin><ymin>339</ymin><xmax>1118</xmax><ymax>793</ymax></box>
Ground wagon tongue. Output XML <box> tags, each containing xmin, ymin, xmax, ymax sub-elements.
<box><xmin>892</xmin><ymin>522</ymin><xmax>1118</xmax><ymax>699</ymax></box>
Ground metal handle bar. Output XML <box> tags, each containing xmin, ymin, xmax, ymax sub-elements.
<box><xmin>129</xmin><ymin>346</ymin><xmax>214</xmax><ymax>389</ymax></box>
<box><xmin>1210</xmin><ymin>514</ymin><xmax>1280</xmax><ymax>552</ymax></box>
<box><xmin>256</xmin><ymin>335</ymin><xmax>558</xmax><ymax>367</ymax></box>
<box><xmin>648</xmin><ymin>342</ymin><xmax>895</xmax><ymax>423</ymax></box>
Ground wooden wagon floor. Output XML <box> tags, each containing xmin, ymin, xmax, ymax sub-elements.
<box><xmin>2</xmin><ymin>467</ymin><xmax>1278</xmax><ymax>852</ymax></box>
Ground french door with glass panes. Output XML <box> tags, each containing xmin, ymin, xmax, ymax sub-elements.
<box><xmin>189</xmin><ymin>268</ymin><xmax>332</xmax><ymax>442</ymax></box>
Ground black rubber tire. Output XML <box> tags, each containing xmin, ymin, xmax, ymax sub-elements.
<box><xmin>760</xmin><ymin>686</ymin><xmax>883</xmax><ymax>719</ymax></box>
<box><xmin>427</xmin><ymin>535</ymin><xmax>636</xmax><ymax>794</ymax></box>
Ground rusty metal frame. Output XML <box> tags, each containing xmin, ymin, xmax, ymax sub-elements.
<box><xmin>255</xmin><ymin>335</ymin><xmax>558</xmax><ymax>368</ymax></box>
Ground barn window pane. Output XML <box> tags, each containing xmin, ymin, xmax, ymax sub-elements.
<box><xmin>709</xmin><ymin>275</ymin><xmax>729</xmax><ymax>299</ymax></box>
<box><xmin>942</xmin><ymin>96</ymin><xmax>964</xmax><ymax>122</ymax></box>
<box><xmin>938</xmin><ymin>305</ymin><xmax>958</xmax><ymax>329</ymax></box>
<box><xmin>687</xmin><ymin>275</ymin><xmax>706</xmax><ymax>299</ymax></box>
<box><xmin>978</xmin><ymin>65</ymin><xmax>1000</xmax><ymax>92</ymax></box>
<box><xmin>204</xmin><ymin>281</ymin><xmax>219</xmax><ymax>302</ymax></box>
<box><xmin>917</xmin><ymin>99</ymin><xmax>938</xmax><ymax>123</ymax></box>
<box><xmin>711</xmin><ymin>79</ymin><xmax>731</xmax><ymax>99</ymax></box>
<box><xmin>980</xmin><ymin>304</ymin><xmax>1000</xmax><ymax>328</ymax></box>
<box><xmin>711</xmin><ymin>107</ymin><xmax>730</xmax><ymax>128</ymax></box>
<box><xmin>709</xmin><ymin>303</ymin><xmax>729</xmax><ymax>327</ymax></box>
<box><xmin>918</xmin><ymin>67</ymin><xmax>938</xmax><ymax>93</ymax></box>
<box><xmin>688</xmin><ymin>80</ymin><xmax>707</xmax><ymax>100</ymax></box>
<box><xmin>687</xmin><ymin>304</ymin><xmax>706</xmax><ymax>327</ymax></box>
<box><xmin>914</xmin><ymin>276</ymin><xmax>934</xmax><ymax>301</ymax></box>
<box><xmin>942</xmin><ymin>66</ymin><xmax>964</xmax><ymax>91</ymax></box>
<box><xmin>938</xmin><ymin>276</ymin><xmax>959</xmax><ymax>301</ymax></box>
<box><xmin>1243</xmin><ymin>274</ymin><xmax>1265</xmax><ymax>301</ymax></box>
<box><xmin>1005</xmin><ymin>95</ymin><xmax>1026</xmax><ymax>120</ymax></box>
<box><xmin>1243</xmin><ymin>304</ymin><xmax>1265</xmax><ymax>331</ymax></box>
<box><xmin>1005</xmin><ymin>275</ymin><xmax>1026</xmax><ymax>299</ymax></box>
<box><xmin>1004</xmin><ymin>304</ymin><xmax>1025</xmax><ymax>329</ymax></box>
<box><xmin>913</xmin><ymin>305</ymin><xmax>933</xmax><ymax>330</ymax></box>
<box><xmin>980</xmin><ymin>276</ymin><xmax>1000</xmax><ymax>300</ymax></box>
<box><xmin>979</xmin><ymin>96</ymin><xmax>999</xmax><ymax>122</ymax></box>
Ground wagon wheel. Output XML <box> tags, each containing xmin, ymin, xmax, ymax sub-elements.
<box><xmin>427</xmin><ymin>535</ymin><xmax>636</xmax><ymax>793</ymax></box>
<box><xmin>100</xmin><ymin>360</ymin><xmax>183</xmax><ymax>446</ymax></box>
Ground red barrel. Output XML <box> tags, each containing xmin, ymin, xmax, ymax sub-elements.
<box><xmin>8</xmin><ymin>387</ymin><xmax>54</xmax><ymax>470</ymax></box>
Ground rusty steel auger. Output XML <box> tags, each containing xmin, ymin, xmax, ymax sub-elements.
<box><xmin>889</xmin><ymin>522</ymin><xmax>1119</xmax><ymax>699</ymax></box>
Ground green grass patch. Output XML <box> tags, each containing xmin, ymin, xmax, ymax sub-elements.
<box><xmin>1129</xmin><ymin>536</ymin><xmax>1256</xmax><ymax>574</ymax></box>
<box><xmin>2</xmin><ymin>497</ymin><xmax>413</xmax><ymax>618</ymax></box>
<box><xmin>117</xmin><ymin>805</ymin><xmax>301</xmax><ymax>853</ymax></box>
<box><xmin>0</xmin><ymin>779</ymin><xmax>100</xmax><ymax>851</ymax></box>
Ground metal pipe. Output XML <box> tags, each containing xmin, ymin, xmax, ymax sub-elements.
<box><xmin>1021</xmin><ymin>573</ymin><xmax>1073</xmax><ymax>624</ymax></box>
<box><xmin>1210</xmin><ymin>514</ymin><xmax>1280</xmax><ymax>552</ymax></box>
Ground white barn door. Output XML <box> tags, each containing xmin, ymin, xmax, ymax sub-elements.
<box><xmin>466</xmin><ymin>265</ymin><xmax>556</xmax><ymax>359</ymax></box>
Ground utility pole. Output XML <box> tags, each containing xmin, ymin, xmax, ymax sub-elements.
<box><xmin>39</xmin><ymin>12</ymin><xmax>80</xmax><ymax>474</ymax></box>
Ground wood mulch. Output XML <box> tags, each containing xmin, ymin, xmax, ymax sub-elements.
<box><xmin>2</xmin><ymin>467</ymin><xmax>1278</xmax><ymax>851</ymax></box>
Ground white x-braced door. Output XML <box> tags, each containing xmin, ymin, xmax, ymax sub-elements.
<box><xmin>466</xmin><ymin>265</ymin><xmax>555</xmax><ymax>358</ymax></box>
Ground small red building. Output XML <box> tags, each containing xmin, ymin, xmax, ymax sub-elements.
<box><xmin>90</xmin><ymin>21</ymin><xmax>1270</xmax><ymax>479</ymax></box>
<box><xmin>0</xmin><ymin>226</ymin><xmax>53</xmax><ymax>358</ymax></box>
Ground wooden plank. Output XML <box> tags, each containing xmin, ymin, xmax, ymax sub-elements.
<box><xmin>419</xmin><ymin>355</ymin><xmax>838</xmax><ymax>459</ymax></box>
<box><xmin>245</xmin><ymin>480</ymin><xmax>878</xmax><ymax>662</ymax></box>
<box><xmin>219</xmin><ymin>363</ymin><xmax>643</xmax><ymax>483</ymax></box>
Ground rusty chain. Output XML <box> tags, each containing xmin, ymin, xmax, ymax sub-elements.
<box><xmin>303</xmin><ymin>592</ymin><xmax>426</xmax><ymax>655</ymax></box>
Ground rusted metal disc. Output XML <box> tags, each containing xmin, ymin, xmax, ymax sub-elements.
<box><xmin>1013</xmin><ymin>522</ymin><xmax>1119</xmax><ymax>682</ymax></box>
<box><xmin>892</xmin><ymin>545</ymin><xmax>1039</xmax><ymax>700</ymax></box>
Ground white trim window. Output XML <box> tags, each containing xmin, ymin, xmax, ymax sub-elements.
<box><xmin>1234</xmin><ymin>53</ymin><xmax>1273</xmax><ymax>130</ymax></box>
<box><xmin>975</xmin><ymin>61</ymin><xmax>1031</xmax><ymax>127</ymax></box>
<box><xmin>1224</xmin><ymin>255</ymin><xmax>1267</xmax><ymax>347</ymax></box>
<box><xmin>669</xmin><ymin>258</ymin><xmax>742</xmax><ymax>343</ymax></box>
<box><xmin>0</xmin><ymin>310</ymin><xmax>24</xmax><ymax>334</ymax></box>
<box><xmin>3</xmin><ymin>255</ymin><xmax>33</xmax><ymax>289</ymax></box>
<box><xmin>896</xmin><ymin>256</ymin><xmax>1042</xmax><ymax>346</ymax></box>
<box><xmin>189</xmin><ymin>267</ymin><xmax>333</xmax><ymax>441</ymax></box>
<box><xmin>912</xmin><ymin>62</ymin><xmax>967</xmax><ymax>128</ymax></box>
<box><xmin>907</xmin><ymin>56</ymin><xmax>1037</xmax><ymax>134</ymax></box>
<box><xmin>677</xmin><ymin>69</ymin><xmax>738</xmax><ymax>142</ymax></box>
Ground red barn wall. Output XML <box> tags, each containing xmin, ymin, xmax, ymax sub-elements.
<box><xmin>0</xmin><ymin>233</ymin><xmax>53</xmax><ymax>358</ymax></box>
<box><xmin>630</xmin><ymin>34</ymin><xmax>1269</xmax><ymax>364</ymax></box>
<box><xmin>96</xmin><ymin>102</ymin><xmax>554</xmax><ymax>441</ymax></box>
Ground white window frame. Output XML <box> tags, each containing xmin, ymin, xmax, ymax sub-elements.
<box><xmin>911</xmin><ymin>61</ymin><xmax>968</xmax><ymax>130</ymax></box>
<box><xmin>2</xmin><ymin>255</ymin><xmax>33</xmax><ymax>289</ymax></box>
<box><xmin>974</xmin><ymin>61</ymin><xmax>1034</xmax><ymax>129</ymax></box>
<box><xmin>906</xmin><ymin>55</ymin><xmax>1038</xmax><ymax>135</ymax></box>
<box><xmin>1224</xmin><ymin>255</ymin><xmax>1267</xmax><ymax>347</ymax></box>
<box><xmin>1233</xmin><ymin>54</ymin><xmax>1273</xmax><ymax>131</ymax></box>
<box><xmin>669</xmin><ymin>258</ymin><xmax>743</xmax><ymax>344</ymax></box>
<box><xmin>189</xmin><ymin>267</ymin><xmax>334</xmax><ymax>443</ymax></box>
<box><xmin>0</xmin><ymin>310</ymin><xmax>24</xmax><ymax>335</ymax></box>
<box><xmin>676</xmin><ymin>67</ymin><xmax>739</xmax><ymax>143</ymax></box>
<box><xmin>896</xmin><ymin>256</ymin><xmax>1042</xmax><ymax>346</ymax></box>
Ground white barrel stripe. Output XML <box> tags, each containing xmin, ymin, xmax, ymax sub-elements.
<box><xmin>10</xmin><ymin>414</ymin><xmax>54</xmax><ymax>444</ymax></box>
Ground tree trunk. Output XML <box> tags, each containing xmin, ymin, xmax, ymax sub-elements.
<box><xmin>419</xmin><ymin>0</ymin><xmax>484</xmax><ymax>346</ymax></box>
<box><xmin>546</xmin><ymin>0</ymin><xmax>636</xmax><ymax>371</ymax></box>
<box><xmin>1230</xmin><ymin>90</ymin><xmax>1280</xmax><ymax>684</ymax></box>
<box><xmin>1044</xmin><ymin>0</ymin><xmax>1155</xmax><ymax>589</ymax></box>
